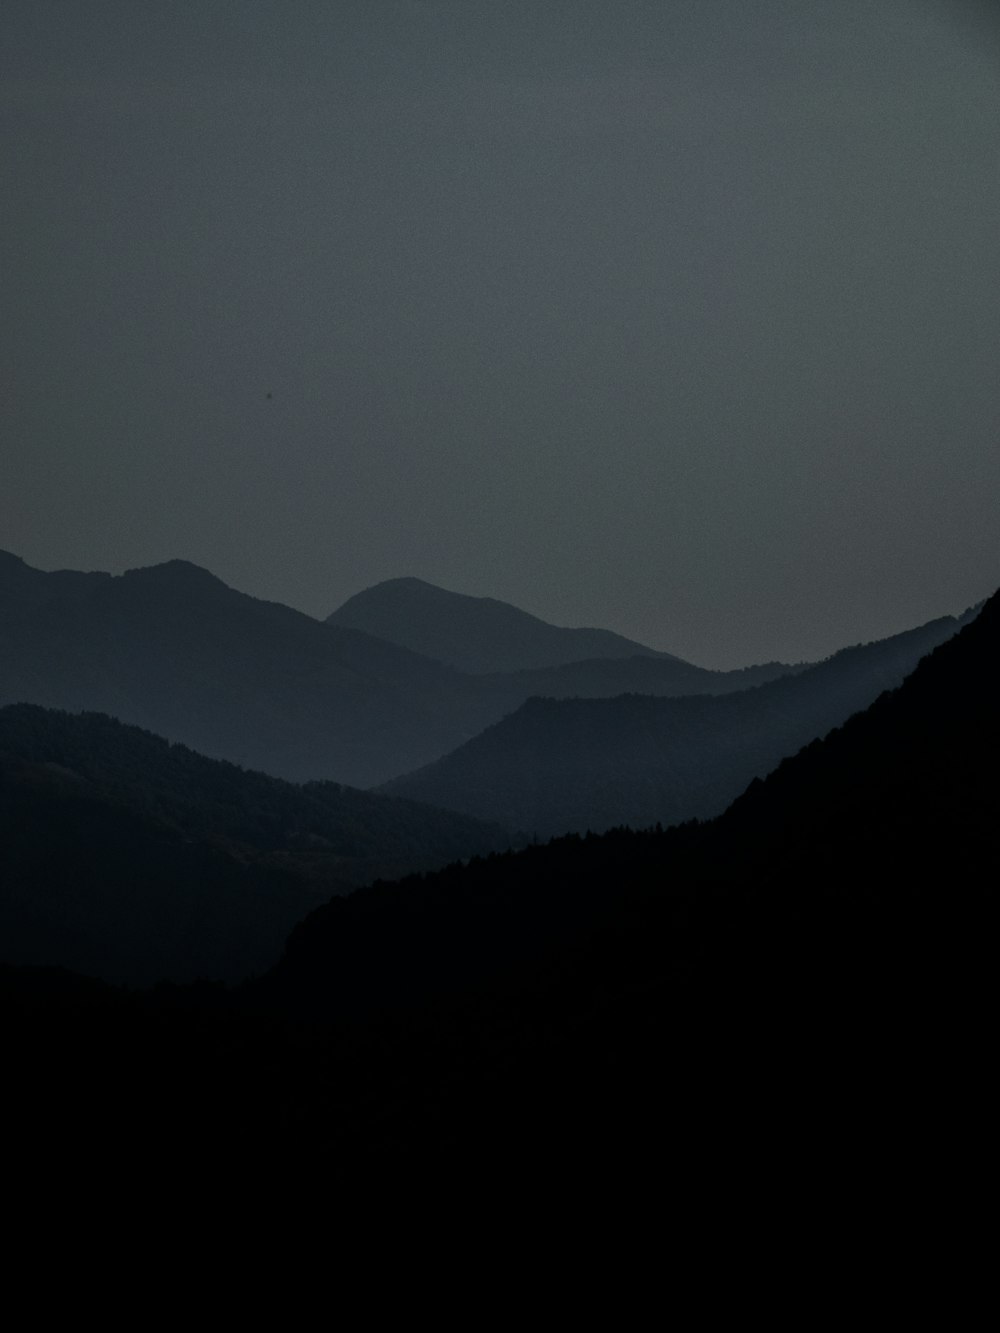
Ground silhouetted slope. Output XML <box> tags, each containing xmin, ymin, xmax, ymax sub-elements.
<box><xmin>265</xmin><ymin>586</ymin><xmax>998</xmax><ymax>1020</ymax></box>
<box><xmin>722</xmin><ymin>589</ymin><xmax>999</xmax><ymax>875</ymax></box>
<box><xmin>382</xmin><ymin>611</ymin><xmax>971</xmax><ymax>834</ymax></box>
<box><xmin>594</xmin><ymin>581</ymin><xmax>1000</xmax><ymax>1004</ymax></box>
<box><xmin>327</xmin><ymin>576</ymin><xmax>686</xmax><ymax>672</ymax></box>
<box><xmin>0</xmin><ymin>705</ymin><xmax>510</xmax><ymax>983</ymax></box>
<box><xmin>0</xmin><ymin>553</ymin><xmax>504</xmax><ymax>786</ymax></box>
<box><xmin>3</xmin><ymin>590</ymin><xmax>996</xmax><ymax>1199</ymax></box>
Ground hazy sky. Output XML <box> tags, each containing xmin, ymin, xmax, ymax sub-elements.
<box><xmin>3</xmin><ymin>1</ymin><xmax>998</xmax><ymax>667</ymax></box>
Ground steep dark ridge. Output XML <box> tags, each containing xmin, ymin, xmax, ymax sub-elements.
<box><xmin>259</xmin><ymin>587</ymin><xmax>997</xmax><ymax>1024</ymax></box>
<box><xmin>721</xmin><ymin>586</ymin><xmax>998</xmax><ymax>848</ymax></box>
<box><xmin>381</xmin><ymin>610</ymin><xmax>972</xmax><ymax>835</ymax></box>
<box><xmin>591</xmin><ymin>581</ymin><xmax>1000</xmax><ymax>1004</ymax></box>
<box><xmin>327</xmin><ymin>575</ymin><xmax>687</xmax><ymax>673</ymax></box>
<box><xmin>0</xmin><ymin>704</ymin><xmax>510</xmax><ymax>984</ymax></box>
<box><xmin>0</xmin><ymin>552</ymin><xmax>502</xmax><ymax>786</ymax></box>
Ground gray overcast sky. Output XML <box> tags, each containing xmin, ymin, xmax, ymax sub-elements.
<box><xmin>2</xmin><ymin>1</ymin><xmax>998</xmax><ymax>667</ymax></box>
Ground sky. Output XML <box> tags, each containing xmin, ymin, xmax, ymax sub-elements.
<box><xmin>2</xmin><ymin>1</ymin><xmax>998</xmax><ymax>668</ymax></box>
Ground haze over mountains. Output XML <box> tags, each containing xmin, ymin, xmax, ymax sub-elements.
<box><xmin>0</xmin><ymin>550</ymin><xmax>492</xmax><ymax>787</ymax></box>
<box><xmin>0</xmin><ymin>542</ymin><xmax>982</xmax><ymax>995</ymax></box>
<box><xmin>1</xmin><ymin>550</ymin><xmax>979</xmax><ymax>842</ymax></box>
<box><xmin>6</xmin><ymin>0</ymin><xmax>998</xmax><ymax>1220</ymax></box>
<box><xmin>3</xmin><ymin>541</ymin><xmax>997</xmax><ymax>1199</ymax></box>
<box><xmin>7</xmin><ymin>581</ymin><xmax>993</xmax><ymax>1200</ymax></box>
<box><xmin>330</xmin><ymin>575</ymin><xmax>800</xmax><ymax>698</ymax></box>
<box><xmin>0</xmin><ymin>550</ymin><xmax>803</xmax><ymax>788</ymax></box>
<box><xmin>328</xmin><ymin>576</ymin><xmax>684</xmax><ymax>672</ymax></box>
<box><xmin>382</xmin><ymin>611</ymin><xmax>975</xmax><ymax>835</ymax></box>
<box><xmin>265</xmin><ymin>585</ymin><xmax>999</xmax><ymax>1021</ymax></box>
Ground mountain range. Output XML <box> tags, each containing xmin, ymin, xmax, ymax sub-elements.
<box><xmin>243</xmin><ymin>569</ymin><xmax>999</xmax><ymax>1217</ymax></box>
<box><xmin>330</xmin><ymin>574</ymin><xmax>800</xmax><ymax>693</ymax></box>
<box><xmin>0</xmin><ymin>551</ymin><xmax>492</xmax><ymax>786</ymax></box>
<box><xmin>2</xmin><ymin>576</ymin><xmax>995</xmax><ymax>1202</ymax></box>
<box><xmin>380</xmin><ymin>610</ymin><xmax>974</xmax><ymax>834</ymax></box>
<box><xmin>3</xmin><ymin>549</ymin><xmax>980</xmax><ymax>850</ymax></box>
<box><xmin>0</xmin><ymin>550</ymin><xmax>802</xmax><ymax>787</ymax></box>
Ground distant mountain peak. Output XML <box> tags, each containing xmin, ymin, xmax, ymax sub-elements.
<box><xmin>370</xmin><ymin>577</ymin><xmax>441</xmax><ymax>590</ymax></box>
<box><xmin>121</xmin><ymin>558</ymin><xmax>226</xmax><ymax>587</ymax></box>
<box><xmin>344</xmin><ymin>576</ymin><xmax>541</xmax><ymax>614</ymax></box>
<box><xmin>327</xmin><ymin>577</ymin><xmax>684</xmax><ymax>673</ymax></box>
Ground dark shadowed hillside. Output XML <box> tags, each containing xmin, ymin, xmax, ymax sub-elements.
<box><xmin>327</xmin><ymin>575</ymin><xmax>687</xmax><ymax>672</ymax></box>
<box><xmin>381</xmin><ymin>610</ymin><xmax>973</xmax><ymax>834</ymax></box>
<box><xmin>2</xmin><ymin>587</ymin><xmax>996</xmax><ymax>1200</ymax></box>
<box><xmin>0</xmin><ymin>705</ymin><xmax>510</xmax><ymax>983</ymax></box>
<box><xmin>592</xmin><ymin>578</ymin><xmax>1000</xmax><ymax>1008</ymax></box>
<box><xmin>264</xmin><ymin>584</ymin><xmax>999</xmax><ymax>1023</ymax></box>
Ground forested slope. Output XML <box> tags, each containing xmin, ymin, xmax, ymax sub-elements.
<box><xmin>0</xmin><ymin>705</ymin><xmax>510</xmax><ymax>982</ymax></box>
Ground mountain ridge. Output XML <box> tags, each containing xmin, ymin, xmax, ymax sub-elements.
<box><xmin>3</xmin><ymin>582</ymin><xmax>995</xmax><ymax>1195</ymax></box>
<box><xmin>261</xmin><ymin>584</ymin><xmax>998</xmax><ymax>1022</ymax></box>
<box><xmin>0</xmin><ymin>550</ymin><xmax>499</xmax><ymax>786</ymax></box>
<box><xmin>380</xmin><ymin>609</ymin><xmax>973</xmax><ymax>834</ymax></box>
<box><xmin>0</xmin><ymin>550</ymin><xmax>799</xmax><ymax>785</ymax></box>
<box><xmin>327</xmin><ymin>575</ymin><xmax>689</xmax><ymax>673</ymax></box>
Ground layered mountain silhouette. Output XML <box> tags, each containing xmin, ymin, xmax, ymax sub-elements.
<box><xmin>327</xmin><ymin>575</ymin><xmax>688</xmax><ymax>673</ymax></box>
<box><xmin>0</xmin><ymin>704</ymin><xmax>509</xmax><ymax>983</ymax></box>
<box><xmin>260</xmin><ymin>583</ymin><xmax>998</xmax><ymax>1026</ymax></box>
<box><xmin>331</xmin><ymin>577</ymin><xmax>805</xmax><ymax>698</ymax></box>
<box><xmin>0</xmin><ymin>551</ymin><xmax>498</xmax><ymax>786</ymax></box>
<box><xmin>0</xmin><ymin>551</ymin><xmax>801</xmax><ymax>786</ymax></box>
<box><xmin>380</xmin><ymin>610</ymin><xmax>974</xmax><ymax>835</ymax></box>
<box><xmin>3</xmin><ymin>584</ymin><xmax>995</xmax><ymax>1199</ymax></box>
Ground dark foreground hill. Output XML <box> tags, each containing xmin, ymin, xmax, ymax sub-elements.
<box><xmin>327</xmin><ymin>575</ymin><xmax>687</xmax><ymax>672</ymax></box>
<box><xmin>271</xmin><ymin>589</ymin><xmax>996</xmax><ymax>1014</ymax></box>
<box><xmin>0</xmin><ymin>705</ymin><xmax>509</xmax><ymax>983</ymax></box>
<box><xmin>382</xmin><ymin>610</ymin><xmax>972</xmax><ymax>834</ymax></box>
<box><xmin>2</xmin><ymin>586</ymin><xmax>996</xmax><ymax>1202</ymax></box>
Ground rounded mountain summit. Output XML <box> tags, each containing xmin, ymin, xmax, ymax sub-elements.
<box><xmin>326</xmin><ymin>578</ymin><xmax>684</xmax><ymax>675</ymax></box>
